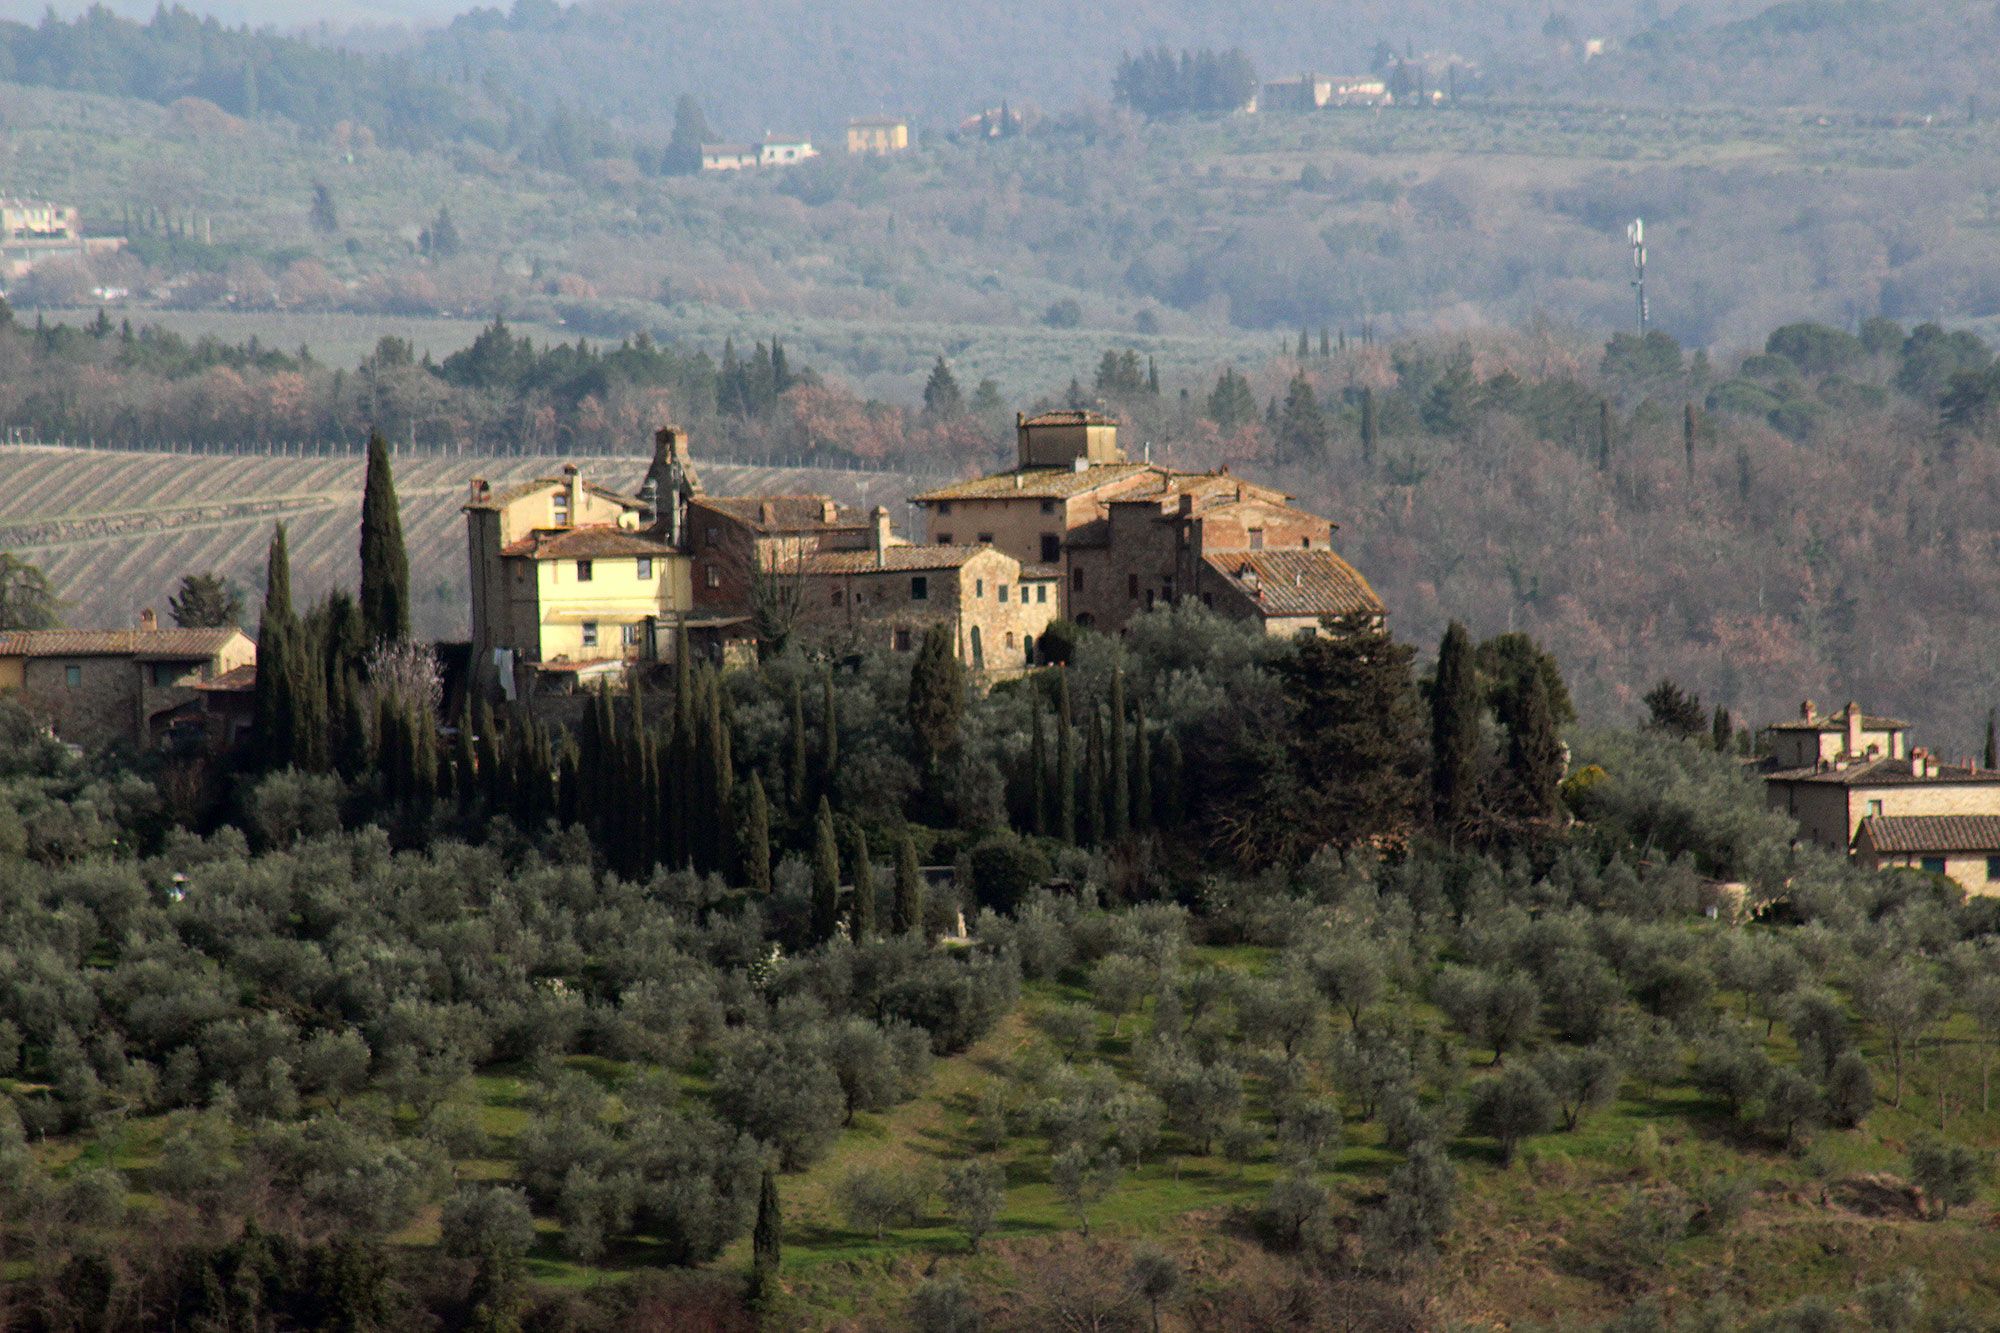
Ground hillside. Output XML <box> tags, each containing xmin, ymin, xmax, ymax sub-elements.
<box><xmin>0</xmin><ymin>445</ymin><xmax>919</xmax><ymax>638</ymax></box>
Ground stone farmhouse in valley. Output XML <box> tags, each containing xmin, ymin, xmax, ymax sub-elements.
<box><xmin>0</xmin><ymin>614</ymin><xmax>254</xmax><ymax>750</ymax></box>
<box><xmin>1762</xmin><ymin>699</ymin><xmax>2000</xmax><ymax>897</ymax></box>
<box><xmin>913</xmin><ymin>411</ymin><xmax>1383</xmax><ymax>635</ymax></box>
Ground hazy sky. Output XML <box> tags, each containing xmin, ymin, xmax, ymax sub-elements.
<box><xmin>0</xmin><ymin>1</ymin><xmax>465</xmax><ymax>27</ymax></box>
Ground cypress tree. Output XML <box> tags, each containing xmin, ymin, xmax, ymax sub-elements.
<box><xmin>1157</xmin><ymin>728</ymin><xmax>1185</xmax><ymax>830</ymax></box>
<box><xmin>1133</xmin><ymin>701</ymin><xmax>1152</xmax><ymax>832</ymax></box>
<box><xmin>811</xmin><ymin>797</ymin><xmax>841</xmax><ymax>944</ymax></box>
<box><xmin>820</xmin><ymin>670</ymin><xmax>839</xmax><ymax>802</ymax></box>
<box><xmin>708</xmin><ymin>674</ymin><xmax>735</xmax><ymax>877</ymax></box>
<box><xmin>375</xmin><ymin>695</ymin><xmax>402</xmax><ymax>808</ymax></box>
<box><xmin>1360</xmin><ymin>385</ymin><xmax>1378</xmax><ymax>469</ymax></box>
<box><xmin>1056</xmin><ymin>671</ymin><xmax>1077</xmax><ymax>844</ymax></box>
<box><xmin>1986</xmin><ymin>709</ymin><xmax>1998</xmax><ymax>772</ymax></box>
<box><xmin>337</xmin><ymin>671</ymin><xmax>372</xmax><ymax>783</ymax></box>
<box><xmin>252</xmin><ymin>524</ymin><xmax>298</xmax><ymax>769</ymax></box>
<box><xmin>1597</xmin><ymin>399</ymin><xmax>1613</xmax><ymax>472</ymax></box>
<box><xmin>1108</xmin><ymin>668</ymin><xmax>1130</xmax><ymax>841</ymax></box>
<box><xmin>1508</xmin><ymin>665</ymin><xmax>1565</xmax><ymax>823</ymax></box>
<box><xmin>750</xmin><ymin>1166</ymin><xmax>781</xmax><ymax>1305</ymax></box>
<box><xmin>1430</xmin><ymin>621</ymin><xmax>1482</xmax><ymax>838</ymax></box>
<box><xmin>1712</xmin><ymin>705</ymin><xmax>1733</xmax><ymax>753</ymax></box>
<box><xmin>475</xmin><ymin>700</ymin><xmax>501</xmax><ymax>811</ymax></box>
<box><xmin>1029</xmin><ymin>703</ymin><xmax>1049</xmax><ymax>836</ymax></box>
<box><xmin>894</xmin><ymin>830</ymin><xmax>924</xmax><ymax>936</ymax></box>
<box><xmin>358</xmin><ymin>432</ymin><xmax>410</xmax><ymax>644</ymax></box>
<box><xmin>1683</xmin><ymin>402</ymin><xmax>1697</xmax><ymax>480</ymax></box>
<box><xmin>1085</xmin><ymin>708</ymin><xmax>1106</xmax><ymax>847</ymax></box>
<box><xmin>850</xmin><ymin>827</ymin><xmax>875</xmax><ymax>942</ymax></box>
<box><xmin>788</xmin><ymin>677</ymin><xmax>808</xmax><ymax>812</ymax></box>
<box><xmin>745</xmin><ymin>772</ymin><xmax>772</xmax><ymax>894</ymax></box>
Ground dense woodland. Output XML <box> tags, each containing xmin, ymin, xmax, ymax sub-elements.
<box><xmin>6</xmin><ymin>469</ymin><xmax>2000</xmax><ymax>1324</ymax></box>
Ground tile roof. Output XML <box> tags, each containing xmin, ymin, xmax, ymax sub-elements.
<box><xmin>1202</xmin><ymin>549</ymin><xmax>1385</xmax><ymax>618</ymax></box>
<box><xmin>693</xmin><ymin>495</ymin><xmax>865</xmax><ymax>533</ymax></box>
<box><xmin>1765</xmin><ymin>713</ymin><xmax>1907</xmax><ymax>732</ymax></box>
<box><xmin>466</xmin><ymin>477</ymin><xmax>642</xmax><ymax>511</ymax></box>
<box><xmin>802</xmin><ymin>544</ymin><xmax>999</xmax><ymax>574</ymax></box>
<box><xmin>1764</xmin><ymin>757</ymin><xmax>2000</xmax><ymax>787</ymax></box>
<box><xmin>912</xmin><ymin>463</ymin><xmax>1159</xmax><ymax>502</ymax></box>
<box><xmin>500</xmin><ymin>526</ymin><xmax>679</xmax><ymax>560</ymax></box>
<box><xmin>1022</xmin><ymin>409</ymin><xmax>1118</xmax><ymax>427</ymax></box>
<box><xmin>1860</xmin><ymin>815</ymin><xmax>2000</xmax><ymax>853</ymax></box>
<box><xmin>0</xmin><ymin>627</ymin><xmax>246</xmax><ymax>659</ymax></box>
<box><xmin>197</xmin><ymin>663</ymin><xmax>258</xmax><ymax>691</ymax></box>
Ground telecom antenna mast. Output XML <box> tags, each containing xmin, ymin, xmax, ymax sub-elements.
<box><xmin>1627</xmin><ymin>217</ymin><xmax>1649</xmax><ymax>332</ymax></box>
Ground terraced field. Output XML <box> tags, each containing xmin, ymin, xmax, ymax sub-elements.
<box><xmin>1</xmin><ymin>445</ymin><xmax>931</xmax><ymax>638</ymax></box>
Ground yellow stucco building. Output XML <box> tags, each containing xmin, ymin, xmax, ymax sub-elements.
<box><xmin>846</xmin><ymin>117</ymin><xmax>910</xmax><ymax>154</ymax></box>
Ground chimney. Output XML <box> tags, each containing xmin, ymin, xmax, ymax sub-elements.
<box><xmin>655</xmin><ymin>425</ymin><xmax>678</xmax><ymax>468</ymax></box>
<box><xmin>1014</xmin><ymin>472</ymin><xmax>1024</xmax><ymax>489</ymax></box>
<box><xmin>563</xmin><ymin>463</ymin><xmax>582</xmax><ymax>523</ymax></box>
<box><xmin>1801</xmin><ymin>699</ymin><xmax>1816</xmax><ymax>722</ymax></box>
<box><xmin>138</xmin><ymin>607</ymin><xmax>157</xmax><ymax>632</ymax></box>
<box><xmin>821</xmin><ymin>498</ymin><xmax>840</xmax><ymax>524</ymax></box>
<box><xmin>1179</xmin><ymin>493</ymin><xmax>1195</xmax><ymax>516</ymax></box>
<box><xmin>469</xmin><ymin>477</ymin><xmax>489</xmax><ymax>504</ymax></box>
<box><xmin>760</xmin><ymin>500</ymin><xmax>775</xmax><ymax>526</ymax></box>
<box><xmin>871</xmin><ymin>506</ymin><xmax>892</xmax><ymax>566</ymax></box>
<box><xmin>1844</xmin><ymin>701</ymin><xmax>1863</xmax><ymax>758</ymax></box>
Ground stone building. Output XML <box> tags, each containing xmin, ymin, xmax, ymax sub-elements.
<box><xmin>914</xmin><ymin>410</ymin><xmax>1383</xmax><ymax>635</ymax></box>
<box><xmin>0</xmin><ymin>614</ymin><xmax>253</xmax><ymax>750</ymax></box>
<box><xmin>689</xmin><ymin>494</ymin><xmax>873</xmax><ymax>619</ymax></box>
<box><xmin>1761</xmin><ymin>699</ymin><xmax>2000</xmax><ymax>896</ymax></box>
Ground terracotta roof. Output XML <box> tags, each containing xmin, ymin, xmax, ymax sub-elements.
<box><xmin>500</xmin><ymin>526</ymin><xmax>678</xmax><ymax>559</ymax></box>
<box><xmin>1022</xmin><ymin>409</ymin><xmax>1118</xmax><ymax>427</ymax></box>
<box><xmin>197</xmin><ymin>663</ymin><xmax>258</xmax><ymax>692</ymax></box>
<box><xmin>1765</xmin><ymin>714</ymin><xmax>1908</xmax><ymax>732</ymax></box>
<box><xmin>466</xmin><ymin>477</ymin><xmax>642</xmax><ymax>512</ymax></box>
<box><xmin>913</xmin><ymin>463</ymin><xmax>1158</xmax><ymax>503</ymax></box>
<box><xmin>694</xmin><ymin>495</ymin><xmax>866</xmax><ymax>533</ymax></box>
<box><xmin>1202</xmin><ymin>549</ymin><xmax>1385</xmax><ymax>618</ymax></box>
<box><xmin>1019</xmin><ymin>563</ymin><xmax>1062</xmax><ymax>579</ymax></box>
<box><xmin>0</xmin><ymin>627</ymin><xmax>246</xmax><ymax>659</ymax></box>
<box><xmin>1860</xmin><ymin>815</ymin><xmax>2000</xmax><ymax>853</ymax></box>
<box><xmin>802</xmin><ymin>544</ymin><xmax>1000</xmax><ymax>574</ymax></box>
<box><xmin>1765</xmin><ymin>757</ymin><xmax>2000</xmax><ymax>787</ymax></box>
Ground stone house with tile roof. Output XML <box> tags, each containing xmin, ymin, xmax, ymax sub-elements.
<box><xmin>1761</xmin><ymin>699</ymin><xmax>2000</xmax><ymax>893</ymax></box>
<box><xmin>0</xmin><ymin>613</ymin><xmax>253</xmax><ymax>750</ymax></box>
<box><xmin>913</xmin><ymin>411</ymin><xmax>1383</xmax><ymax>635</ymax></box>
<box><xmin>795</xmin><ymin>533</ymin><xmax>1058</xmax><ymax>670</ymax></box>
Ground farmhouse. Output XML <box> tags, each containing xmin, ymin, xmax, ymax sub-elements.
<box><xmin>846</xmin><ymin>117</ymin><xmax>909</xmax><ymax>154</ymax></box>
<box><xmin>0</xmin><ymin>612</ymin><xmax>253</xmax><ymax>750</ymax></box>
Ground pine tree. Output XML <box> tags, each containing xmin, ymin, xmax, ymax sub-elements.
<box><xmin>850</xmin><ymin>827</ymin><xmax>875</xmax><ymax>942</ymax></box>
<box><xmin>1108</xmin><ymin>668</ymin><xmax>1130</xmax><ymax>841</ymax></box>
<box><xmin>1278</xmin><ymin>372</ymin><xmax>1329</xmax><ymax>463</ymax></box>
<box><xmin>894</xmin><ymin>830</ymin><xmax>924</xmax><ymax>936</ymax></box>
<box><xmin>1360</xmin><ymin>386</ymin><xmax>1378</xmax><ymax>468</ymax></box>
<box><xmin>745</xmin><ymin>773</ymin><xmax>773</xmax><ymax>894</ymax></box>
<box><xmin>1508</xmin><ymin>665</ymin><xmax>1565</xmax><ymax>823</ymax></box>
<box><xmin>820</xmin><ymin>670</ymin><xmax>839</xmax><ymax>803</ymax></box>
<box><xmin>788</xmin><ymin>678</ymin><xmax>809</xmax><ymax>812</ymax></box>
<box><xmin>749</xmin><ymin>1166</ymin><xmax>781</xmax><ymax>1305</ymax></box>
<box><xmin>253</xmin><ymin>524</ymin><xmax>299</xmax><ymax>770</ymax></box>
<box><xmin>1056</xmin><ymin>671</ymin><xmax>1077</xmax><ymax>844</ymax></box>
<box><xmin>922</xmin><ymin>356</ymin><xmax>964</xmax><ymax>420</ymax></box>
<box><xmin>358</xmin><ymin>432</ymin><xmax>410</xmax><ymax>644</ymax></box>
<box><xmin>1712</xmin><ymin>705</ymin><xmax>1733</xmax><ymax>753</ymax></box>
<box><xmin>811</xmin><ymin>797</ymin><xmax>841</xmax><ymax>944</ymax></box>
<box><xmin>1133</xmin><ymin>701</ymin><xmax>1152</xmax><ymax>832</ymax></box>
<box><xmin>1430</xmin><ymin>621</ymin><xmax>1482</xmax><ymax>837</ymax></box>
<box><xmin>1029</xmin><ymin>703</ymin><xmax>1049</xmax><ymax>836</ymax></box>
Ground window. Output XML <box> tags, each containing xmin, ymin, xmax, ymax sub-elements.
<box><xmin>1073</xmin><ymin>568</ymin><xmax>1085</xmax><ymax>591</ymax></box>
<box><xmin>999</xmin><ymin>584</ymin><xmax>1010</xmax><ymax>603</ymax></box>
<box><xmin>1041</xmin><ymin>534</ymin><xmax>1062</xmax><ymax>563</ymax></box>
<box><xmin>705</xmin><ymin>567</ymin><xmax>720</xmax><ymax>588</ymax></box>
<box><xmin>1024</xmin><ymin>633</ymin><xmax>1036</xmax><ymax>662</ymax></box>
<box><xmin>637</xmin><ymin>557</ymin><xmax>653</xmax><ymax>578</ymax></box>
<box><xmin>970</xmin><ymin>625</ymin><xmax>984</xmax><ymax>669</ymax></box>
<box><xmin>935</xmin><ymin>532</ymin><xmax>953</xmax><ymax>544</ymax></box>
<box><xmin>1037</xmin><ymin>585</ymin><xmax>1048</xmax><ymax>604</ymax></box>
<box><xmin>937</xmin><ymin>501</ymin><xmax>952</xmax><ymax>515</ymax></box>
<box><xmin>1127</xmin><ymin>573</ymin><xmax>1139</xmax><ymax>599</ymax></box>
<box><xmin>576</xmin><ymin>559</ymin><xmax>594</xmax><ymax>582</ymax></box>
<box><xmin>1040</xmin><ymin>499</ymin><xmax>1056</xmax><ymax>514</ymax></box>
<box><xmin>1922</xmin><ymin>856</ymin><xmax>1947</xmax><ymax>876</ymax></box>
<box><xmin>894</xmin><ymin>628</ymin><xmax>912</xmax><ymax>652</ymax></box>
<box><xmin>831</xmin><ymin>588</ymin><xmax>844</xmax><ymax>606</ymax></box>
<box><xmin>553</xmin><ymin>493</ymin><xmax>570</xmax><ymax>525</ymax></box>
<box><xmin>622</xmin><ymin>624</ymin><xmax>639</xmax><ymax>647</ymax></box>
<box><xmin>975</xmin><ymin>578</ymin><xmax>985</xmax><ymax>598</ymax></box>
<box><xmin>1145</xmin><ymin>590</ymin><xmax>1155</xmax><ymax>609</ymax></box>
<box><xmin>581</xmin><ymin>622</ymin><xmax>599</xmax><ymax>648</ymax></box>
<box><xmin>64</xmin><ymin>663</ymin><xmax>82</xmax><ymax>688</ymax></box>
<box><xmin>705</xmin><ymin>526</ymin><xmax>719</xmax><ymax>547</ymax></box>
<box><xmin>976</xmin><ymin>532</ymin><xmax>994</xmax><ymax>545</ymax></box>
<box><xmin>1005</xmin><ymin>631</ymin><xmax>1016</xmax><ymax>649</ymax></box>
<box><xmin>1868</xmin><ymin>799</ymin><xmax>1884</xmax><ymax>817</ymax></box>
<box><xmin>150</xmin><ymin>662</ymin><xmax>182</xmax><ymax>687</ymax></box>
<box><xmin>1302</xmin><ymin>536</ymin><xmax>1312</xmax><ymax>548</ymax></box>
<box><xmin>1987</xmin><ymin>856</ymin><xmax>2000</xmax><ymax>881</ymax></box>
<box><xmin>1248</xmin><ymin>527</ymin><xmax>1265</xmax><ymax>550</ymax></box>
<box><xmin>911</xmin><ymin>576</ymin><xmax>929</xmax><ymax>601</ymax></box>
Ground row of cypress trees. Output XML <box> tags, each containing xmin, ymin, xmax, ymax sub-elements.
<box><xmin>1021</xmin><ymin>667</ymin><xmax>1183</xmax><ymax>847</ymax></box>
